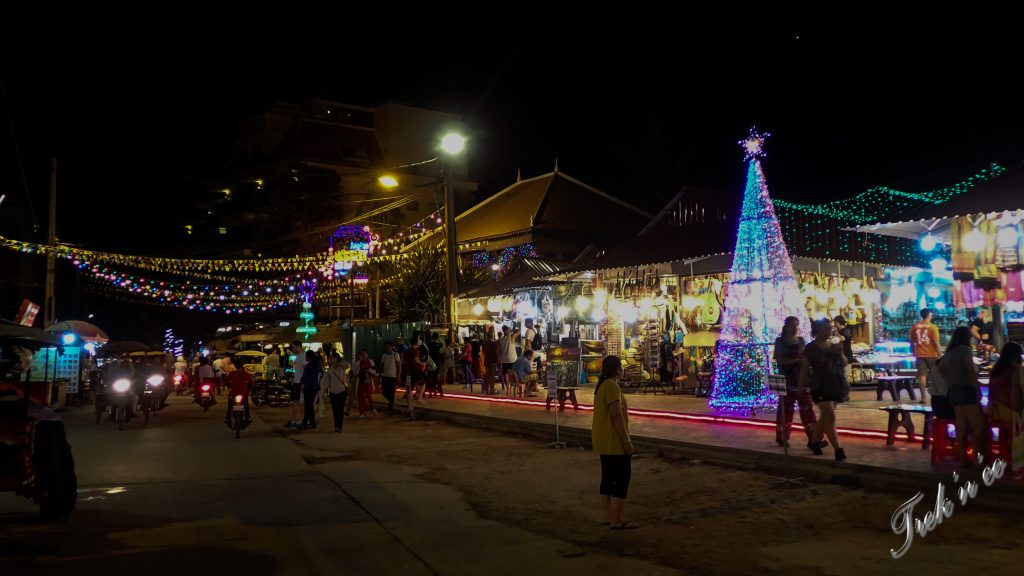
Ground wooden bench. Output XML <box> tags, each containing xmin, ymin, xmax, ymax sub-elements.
<box><xmin>878</xmin><ymin>404</ymin><xmax>934</xmax><ymax>449</ymax></box>
<box><xmin>875</xmin><ymin>376</ymin><xmax>917</xmax><ymax>402</ymax></box>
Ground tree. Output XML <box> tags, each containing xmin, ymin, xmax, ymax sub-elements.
<box><xmin>378</xmin><ymin>246</ymin><xmax>448</xmax><ymax>323</ymax></box>
<box><xmin>709</xmin><ymin>129</ymin><xmax>811</xmax><ymax>412</ymax></box>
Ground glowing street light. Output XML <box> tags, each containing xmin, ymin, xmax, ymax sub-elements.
<box><xmin>378</xmin><ymin>175</ymin><xmax>399</xmax><ymax>189</ymax></box>
<box><xmin>440</xmin><ymin>131</ymin><xmax>467</xmax><ymax>342</ymax></box>
<box><xmin>440</xmin><ymin>132</ymin><xmax>466</xmax><ymax>155</ymax></box>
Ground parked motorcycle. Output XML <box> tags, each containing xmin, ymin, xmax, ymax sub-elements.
<box><xmin>251</xmin><ymin>378</ymin><xmax>291</xmax><ymax>407</ymax></box>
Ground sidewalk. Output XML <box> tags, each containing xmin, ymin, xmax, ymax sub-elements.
<box><xmin>393</xmin><ymin>385</ymin><xmax>1024</xmax><ymax>503</ymax></box>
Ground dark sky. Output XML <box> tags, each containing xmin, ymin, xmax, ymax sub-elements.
<box><xmin>2</xmin><ymin>12</ymin><xmax>1023</xmax><ymax>340</ymax></box>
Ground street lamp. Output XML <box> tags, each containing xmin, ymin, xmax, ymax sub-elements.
<box><xmin>440</xmin><ymin>131</ymin><xmax>466</xmax><ymax>343</ymax></box>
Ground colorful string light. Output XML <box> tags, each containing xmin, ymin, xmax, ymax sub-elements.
<box><xmin>469</xmin><ymin>244</ymin><xmax>539</xmax><ymax>277</ymax></box>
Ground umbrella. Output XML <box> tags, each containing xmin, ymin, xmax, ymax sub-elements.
<box><xmin>97</xmin><ymin>341</ymin><xmax>150</xmax><ymax>357</ymax></box>
<box><xmin>46</xmin><ymin>320</ymin><xmax>110</xmax><ymax>343</ymax></box>
<box><xmin>0</xmin><ymin>319</ymin><xmax>63</xmax><ymax>349</ymax></box>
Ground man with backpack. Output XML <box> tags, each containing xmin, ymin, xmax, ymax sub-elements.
<box><xmin>522</xmin><ymin>319</ymin><xmax>543</xmax><ymax>396</ymax></box>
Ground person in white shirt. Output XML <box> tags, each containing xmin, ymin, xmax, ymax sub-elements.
<box><xmin>379</xmin><ymin>342</ymin><xmax>402</xmax><ymax>412</ymax></box>
<box><xmin>284</xmin><ymin>341</ymin><xmax>306</xmax><ymax>428</ymax></box>
<box><xmin>212</xmin><ymin>357</ymin><xmax>224</xmax><ymax>395</ymax></box>
<box><xmin>523</xmin><ymin>318</ymin><xmax>538</xmax><ymax>353</ymax></box>
<box><xmin>498</xmin><ymin>330</ymin><xmax>518</xmax><ymax>394</ymax></box>
<box><xmin>321</xmin><ymin>352</ymin><xmax>350</xmax><ymax>432</ymax></box>
<box><xmin>265</xmin><ymin>349</ymin><xmax>282</xmax><ymax>380</ymax></box>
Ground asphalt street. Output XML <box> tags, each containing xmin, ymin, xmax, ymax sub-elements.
<box><xmin>1</xmin><ymin>394</ymin><xmax>678</xmax><ymax>576</ymax></box>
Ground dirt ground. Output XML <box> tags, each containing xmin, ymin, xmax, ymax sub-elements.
<box><xmin>281</xmin><ymin>410</ymin><xmax>1023</xmax><ymax>576</ymax></box>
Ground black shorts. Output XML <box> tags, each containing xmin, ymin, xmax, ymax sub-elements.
<box><xmin>599</xmin><ymin>454</ymin><xmax>632</xmax><ymax>499</ymax></box>
<box><xmin>381</xmin><ymin>376</ymin><xmax>397</xmax><ymax>388</ymax></box>
<box><xmin>931</xmin><ymin>394</ymin><xmax>956</xmax><ymax>419</ymax></box>
<box><xmin>501</xmin><ymin>363</ymin><xmax>514</xmax><ymax>372</ymax></box>
<box><xmin>290</xmin><ymin>383</ymin><xmax>301</xmax><ymax>401</ymax></box>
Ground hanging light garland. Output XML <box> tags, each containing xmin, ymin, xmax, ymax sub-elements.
<box><xmin>770</xmin><ymin>164</ymin><xmax>1006</xmax><ymax>267</ymax></box>
<box><xmin>773</xmin><ymin>164</ymin><xmax>1005</xmax><ymax>224</ymax></box>
<box><xmin>470</xmin><ymin>244</ymin><xmax>539</xmax><ymax>278</ymax></box>
<box><xmin>0</xmin><ymin>234</ymin><xmax>332</xmax><ymax>274</ymax></box>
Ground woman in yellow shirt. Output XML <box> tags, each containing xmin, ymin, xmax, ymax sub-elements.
<box><xmin>591</xmin><ymin>355</ymin><xmax>637</xmax><ymax>529</ymax></box>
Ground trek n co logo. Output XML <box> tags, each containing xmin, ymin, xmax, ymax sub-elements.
<box><xmin>889</xmin><ymin>458</ymin><xmax>1007</xmax><ymax>559</ymax></box>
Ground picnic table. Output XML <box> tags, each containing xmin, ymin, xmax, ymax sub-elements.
<box><xmin>878</xmin><ymin>404</ymin><xmax>933</xmax><ymax>449</ymax></box>
<box><xmin>876</xmin><ymin>375</ymin><xmax>917</xmax><ymax>402</ymax></box>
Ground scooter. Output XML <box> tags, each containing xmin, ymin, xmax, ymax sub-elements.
<box><xmin>107</xmin><ymin>378</ymin><xmax>135</xmax><ymax>431</ymax></box>
<box><xmin>251</xmin><ymin>378</ymin><xmax>291</xmax><ymax>407</ymax></box>
<box><xmin>140</xmin><ymin>375</ymin><xmax>165</xmax><ymax>425</ymax></box>
<box><xmin>172</xmin><ymin>373</ymin><xmax>188</xmax><ymax>395</ymax></box>
<box><xmin>194</xmin><ymin>382</ymin><xmax>217</xmax><ymax>412</ymax></box>
<box><xmin>228</xmin><ymin>394</ymin><xmax>251</xmax><ymax>439</ymax></box>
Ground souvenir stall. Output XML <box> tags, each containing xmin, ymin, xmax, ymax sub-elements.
<box><xmin>854</xmin><ymin>209</ymin><xmax>1024</xmax><ymax>352</ymax></box>
<box><xmin>551</xmin><ymin>270</ymin><xmax>685</xmax><ymax>389</ymax></box>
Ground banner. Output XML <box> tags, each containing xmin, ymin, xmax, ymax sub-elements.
<box><xmin>15</xmin><ymin>299</ymin><xmax>40</xmax><ymax>326</ymax></box>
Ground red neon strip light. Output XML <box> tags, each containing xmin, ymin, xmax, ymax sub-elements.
<box><xmin>413</xmin><ymin>390</ymin><xmax>916</xmax><ymax>443</ymax></box>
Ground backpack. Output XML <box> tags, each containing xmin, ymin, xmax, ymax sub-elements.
<box><xmin>807</xmin><ymin>345</ymin><xmax>847</xmax><ymax>398</ymax></box>
<box><xmin>530</xmin><ymin>329</ymin><xmax>543</xmax><ymax>351</ymax></box>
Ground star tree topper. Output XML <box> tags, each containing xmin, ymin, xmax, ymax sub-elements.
<box><xmin>740</xmin><ymin>127</ymin><xmax>770</xmax><ymax>160</ymax></box>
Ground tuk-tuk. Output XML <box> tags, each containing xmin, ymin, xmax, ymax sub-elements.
<box><xmin>0</xmin><ymin>321</ymin><xmax>77</xmax><ymax>519</ymax></box>
<box><xmin>233</xmin><ymin>350</ymin><xmax>268</xmax><ymax>380</ymax></box>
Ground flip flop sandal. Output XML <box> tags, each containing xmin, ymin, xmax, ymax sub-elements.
<box><xmin>610</xmin><ymin>522</ymin><xmax>640</xmax><ymax>530</ymax></box>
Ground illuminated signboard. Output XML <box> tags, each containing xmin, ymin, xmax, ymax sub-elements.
<box><xmin>323</xmin><ymin>225</ymin><xmax>378</xmax><ymax>280</ymax></box>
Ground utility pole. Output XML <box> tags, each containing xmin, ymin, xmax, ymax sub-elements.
<box><xmin>443</xmin><ymin>166</ymin><xmax>459</xmax><ymax>342</ymax></box>
<box><xmin>43</xmin><ymin>157</ymin><xmax>57</xmax><ymax>328</ymax></box>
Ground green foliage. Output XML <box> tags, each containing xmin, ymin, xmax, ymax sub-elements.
<box><xmin>379</xmin><ymin>247</ymin><xmax>448</xmax><ymax>323</ymax></box>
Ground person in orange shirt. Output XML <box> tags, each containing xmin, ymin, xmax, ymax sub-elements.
<box><xmin>909</xmin><ymin>309</ymin><xmax>942</xmax><ymax>404</ymax></box>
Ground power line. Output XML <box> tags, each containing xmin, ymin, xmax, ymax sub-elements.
<box><xmin>0</xmin><ymin>72</ymin><xmax>37</xmax><ymax>223</ymax></box>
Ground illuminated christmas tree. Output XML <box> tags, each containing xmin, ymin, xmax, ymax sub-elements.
<box><xmin>709</xmin><ymin>129</ymin><xmax>811</xmax><ymax>412</ymax></box>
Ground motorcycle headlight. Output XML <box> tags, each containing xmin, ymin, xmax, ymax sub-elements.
<box><xmin>147</xmin><ymin>375</ymin><xmax>165</xmax><ymax>386</ymax></box>
<box><xmin>112</xmin><ymin>379</ymin><xmax>131</xmax><ymax>393</ymax></box>
<box><xmin>234</xmin><ymin>395</ymin><xmax>244</xmax><ymax>403</ymax></box>
<box><xmin>201</xmin><ymin>384</ymin><xmax>211</xmax><ymax>392</ymax></box>
<box><xmin>173</xmin><ymin>375</ymin><xmax>182</xmax><ymax>383</ymax></box>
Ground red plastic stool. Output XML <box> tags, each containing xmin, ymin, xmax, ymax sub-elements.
<box><xmin>985</xmin><ymin>422</ymin><xmax>1012</xmax><ymax>465</ymax></box>
<box><xmin>930</xmin><ymin>419</ymin><xmax>958</xmax><ymax>465</ymax></box>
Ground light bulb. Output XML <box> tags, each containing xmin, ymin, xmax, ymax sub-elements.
<box><xmin>920</xmin><ymin>234</ymin><xmax>938</xmax><ymax>252</ymax></box>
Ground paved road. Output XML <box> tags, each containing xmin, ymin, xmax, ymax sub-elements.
<box><xmin>1</xmin><ymin>395</ymin><xmax>679</xmax><ymax>576</ymax></box>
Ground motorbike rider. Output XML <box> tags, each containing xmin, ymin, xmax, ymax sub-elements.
<box><xmin>194</xmin><ymin>356</ymin><xmax>216</xmax><ymax>399</ymax></box>
<box><xmin>173</xmin><ymin>355</ymin><xmax>188</xmax><ymax>391</ymax></box>
<box><xmin>224</xmin><ymin>358</ymin><xmax>254</xmax><ymax>426</ymax></box>
<box><xmin>140</xmin><ymin>355</ymin><xmax>168</xmax><ymax>410</ymax></box>
<box><xmin>105</xmin><ymin>357</ymin><xmax>137</xmax><ymax>420</ymax></box>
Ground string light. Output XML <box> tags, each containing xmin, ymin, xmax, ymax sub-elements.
<box><xmin>470</xmin><ymin>244</ymin><xmax>539</xmax><ymax>277</ymax></box>
<box><xmin>773</xmin><ymin>165</ymin><xmax>1004</xmax><ymax>224</ymax></box>
<box><xmin>0</xmin><ymin>234</ymin><xmax>331</xmax><ymax>274</ymax></box>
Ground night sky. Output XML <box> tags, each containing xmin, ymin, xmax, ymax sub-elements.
<box><xmin>2</xmin><ymin>13</ymin><xmax>1022</xmax><ymax>341</ymax></box>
